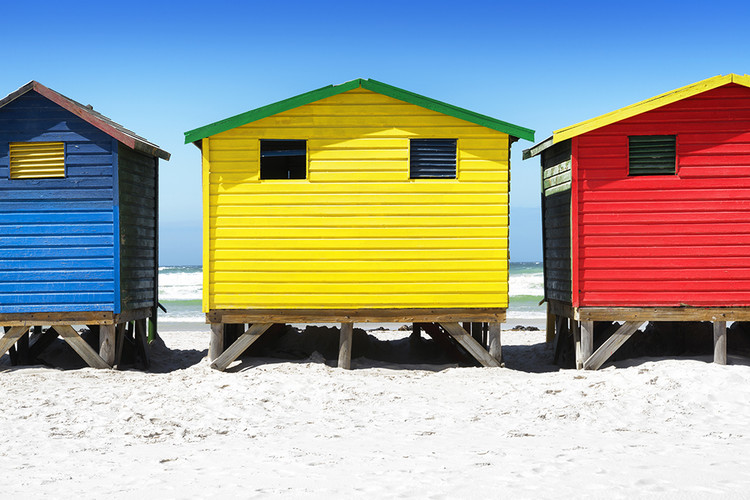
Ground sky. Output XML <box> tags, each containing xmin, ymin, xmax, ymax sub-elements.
<box><xmin>2</xmin><ymin>0</ymin><xmax>749</xmax><ymax>264</ymax></box>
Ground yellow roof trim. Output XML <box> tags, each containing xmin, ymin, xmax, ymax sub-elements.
<box><xmin>552</xmin><ymin>74</ymin><xmax>750</xmax><ymax>144</ymax></box>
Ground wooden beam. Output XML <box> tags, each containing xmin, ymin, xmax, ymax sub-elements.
<box><xmin>488</xmin><ymin>322</ymin><xmax>502</xmax><ymax>362</ymax></box>
<box><xmin>0</xmin><ymin>326</ymin><xmax>30</xmax><ymax>360</ymax></box>
<box><xmin>577</xmin><ymin>307</ymin><xmax>750</xmax><ymax>322</ymax></box>
<box><xmin>99</xmin><ymin>324</ymin><xmax>116</xmax><ymax>366</ymax></box>
<box><xmin>580</xmin><ymin>320</ymin><xmax>594</xmax><ymax>368</ymax></box>
<box><xmin>208</xmin><ymin>308</ymin><xmax>507</xmax><ymax>324</ymax></box>
<box><xmin>714</xmin><ymin>321</ymin><xmax>727</xmax><ymax>365</ymax></box>
<box><xmin>53</xmin><ymin>325</ymin><xmax>110</xmax><ymax>369</ymax></box>
<box><xmin>209</xmin><ymin>323</ymin><xmax>224</xmax><ymax>361</ymax></box>
<box><xmin>114</xmin><ymin>323</ymin><xmax>128</xmax><ymax>369</ymax></box>
<box><xmin>211</xmin><ymin>323</ymin><xmax>274</xmax><ymax>371</ymax></box>
<box><xmin>439</xmin><ymin>322</ymin><xmax>501</xmax><ymax>367</ymax></box>
<box><xmin>338</xmin><ymin>322</ymin><xmax>353</xmax><ymax>370</ymax></box>
<box><xmin>553</xmin><ymin>315</ymin><xmax>566</xmax><ymax>364</ymax></box>
<box><xmin>583</xmin><ymin>321</ymin><xmax>645</xmax><ymax>371</ymax></box>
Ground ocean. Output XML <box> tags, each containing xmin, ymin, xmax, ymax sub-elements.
<box><xmin>158</xmin><ymin>262</ymin><xmax>546</xmax><ymax>328</ymax></box>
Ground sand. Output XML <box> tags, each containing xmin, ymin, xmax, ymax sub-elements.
<box><xmin>2</xmin><ymin>328</ymin><xmax>750</xmax><ymax>498</ymax></box>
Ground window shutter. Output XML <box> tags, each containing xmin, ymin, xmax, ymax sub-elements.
<box><xmin>410</xmin><ymin>139</ymin><xmax>457</xmax><ymax>179</ymax></box>
<box><xmin>10</xmin><ymin>142</ymin><xmax>65</xmax><ymax>179</ymax></box>
<box><xmin>629</xmin><ymin>136</ymin><xmax>676</xmax><ymax>176</ymax></box>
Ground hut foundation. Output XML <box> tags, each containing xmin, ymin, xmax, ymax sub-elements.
<box><xmin>206</xmin><ymin>309</ymin><xmax>505</xmax><ymax>371</ymax></box>
<box><xmin>547</xmin><ymin>300</ymin><xmax>738</xmax><ymax>370</ymax></box>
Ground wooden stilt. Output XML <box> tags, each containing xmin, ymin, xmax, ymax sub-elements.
<box><xmin>439</xmin><ymin>322</ymin><xmax>501</xmax><ymax>367</ymax></box>
<box><xmin>546</xmin><ymin>304</ymin><xmax>556</xmax><ymax>343</ymax></box>
<box><xmin>209</xmin><ymin>323</ymin><xmax>224</xmax><ymax>361</ymax></box>
<box><xmin>17</xmin><ymin>328</ymin><xmax>31</xmax><ymax>365</ymax></box>
<box><xmin>488</xmin><ymin>322</ymin><xmax>502</xmax><ymax>362</ymax></box>
<box><xmin>114</xmin><ymin>323</ymin><xmax>127</xmax><ymax>369</ymax></box>
<box><xmin>471</xmin><ymin>322</ymin><xmax>484</xmax><ymax>347</ymax></box>
<box><xmin>211</xmin><ymin>323</ymin><xmax>274</xmax><ymax>371</ymax></box>
<box><xmin>572</xmin><ymin>320</ymin><xmax>582</xmax><ymax>369</ymax></box>
<box><xmin>581</xmin><ymin>320</ymin><xmax>594</xmax><ymax>367</ymax></box>
<box><xmin>53</xmin><ymin>325</ymin><xmax>110</xmax><ymax>369</ymax></box>
<box><xmin>713</xmin><ymin>321</ymin><xmax>727</xmax><ymax>365</ymax></box>
<box><xmin>553</xmin><ymin>315</ymin><xmax>566</xmax><ymax>364</ymax></box>
<box><xmin>338</xmin><ymin>322</ymin><xmax>353</xmax><ymax>369</ymax></box>
<box><xmin>99</xmin><ymin>324</ymin><xmax>116</xmax><ymax>366</ymax></box>
<box><xmin>0</xmin><ymin>326</ymin><xmax>30</xmax><ymax>360</ymax></box>
<box><xmin>134</xmin><ymin>319</ymin><xmax>149</xmax><ymax>369</ymax></box>
<box><xmin>583</xmin><ymin>321</ymin><xmax>645</xmax><ymax>370</ymax></box>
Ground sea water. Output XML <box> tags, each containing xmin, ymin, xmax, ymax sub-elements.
<box><xmin>158</xmin><ymin>263</ymin><xmax>546</xmax><ymax>328</ymax></box>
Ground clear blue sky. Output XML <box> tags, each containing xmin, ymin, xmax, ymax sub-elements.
<box><xmin>2</xmin><ymin>0</ymin><xmax>749</xmax><ymax>264</ymax></box>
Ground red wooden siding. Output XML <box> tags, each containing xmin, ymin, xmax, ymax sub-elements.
<box><xmin>576</xmin><ymin>83</ymin><xmax>750</xmax><ymax>307</ymax></box>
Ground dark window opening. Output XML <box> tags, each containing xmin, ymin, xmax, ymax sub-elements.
<box><xmin>629</xmin><ymin>135</ymin><xmax>676</xmax><ymax>176</ymax></box>
<box><xmin>410</xmin><ymin>139</ymin><xmax>457</xmax><ymax>179</ymax></box>
<box><xmin>260</xmin><ymin>140</ymin><xmax>306</xmax><ymax>179</ymax></box>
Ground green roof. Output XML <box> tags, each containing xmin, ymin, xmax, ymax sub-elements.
<box><xmin>184</xmin><ymin>78</ymin><xmax>535</xmax><ymax>144</ymax></box>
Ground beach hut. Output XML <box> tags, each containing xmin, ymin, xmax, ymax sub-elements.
<box><xmin>184</xmin><ymin>78</ymin><xmax>534</xmax><ymax>370</ymax></box>
<box><xmin>523</xmin><ymin>73</ymin><xmax>750</xmax><ymax>369</ymax></box>
<box><xmin>0</xmin><ymin>81</ymin><xmax>170</xmax><ymax>368</ymax></box>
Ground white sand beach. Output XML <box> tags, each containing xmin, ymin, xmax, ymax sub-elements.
<box><xmin>2</xmin><ymin>327</ymin><xmax>750</xmax><ymax>499</ymax></box>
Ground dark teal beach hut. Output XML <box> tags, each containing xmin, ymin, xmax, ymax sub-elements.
<box><xmin>0</xmin><ymin>81</ymin><xmax>169</xmax><ymax>368</ymax></box>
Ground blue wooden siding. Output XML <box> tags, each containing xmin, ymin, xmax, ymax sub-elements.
<box><xmin>117</xmin><ymin>143</ymin><xmax>157</xmax><ymax>312</ymax></box>
<box><xmin>0</xmin><ymin>91</ymin><xmax>116</xmax><ymax>313</ymax></box>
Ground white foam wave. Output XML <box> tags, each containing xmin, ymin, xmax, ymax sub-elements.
<box><xmin>508</xmin><ymin>272</ymin><xmax>544</xmax><ymax>297</ymax></box>
<box><xmin>159</xmin><ymin>270</ymin><xmax>203</xmax><ymax>301</ymax></box>
<box><xmin>505</xmin><ymin>310</ymin><xmax>547</xmax><ymax>320</ymax></box>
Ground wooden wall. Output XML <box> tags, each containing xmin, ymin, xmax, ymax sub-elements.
<box><xmin>0</xmin><ymin>91</ymin><xmax>116</xmax><ymax>313</ymax></box>
<box><xmin>118</xmin><ymin>144</ymin><xmax>157</xmax><ymax>312</ymax></box>
<box><xmin>203</xmin><ymin>88</ymin><xmax>511</xmax><ymax>311</ymax></box>
<box><xmin>541</xmin><ymin>140</ymin><xmax>572</xmax><ymax>303</ymax></box>
<box><xmin>576</xmin><ymin>83</ymin><xmax>750</xmax><ymax>307</ymax></box>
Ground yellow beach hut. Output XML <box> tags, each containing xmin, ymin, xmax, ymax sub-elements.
<box><xmin>184</xmin><ymin>78</ymin><xmax>534</xmax><ymax>370</ymax></box>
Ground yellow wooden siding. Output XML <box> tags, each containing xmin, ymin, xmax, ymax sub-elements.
<box><xmin>204</xmin><ymin>88</ymin><xmax>510</xmax><ymax>311</ymax></box>
<box><xmin>9</xmin><ymin>142</ymin><xmax>65</xmax><ymax>179</ymax></box>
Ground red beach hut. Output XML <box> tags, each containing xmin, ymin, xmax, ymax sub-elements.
<box><xmin>524</xmin><ymin>74</ymin><xmax>750</xmax><ymax>369</ymax></box>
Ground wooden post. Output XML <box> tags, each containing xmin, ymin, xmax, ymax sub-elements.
<box><xmin>99</xmin><ymin>324</ymin><xmax>116</xmax><ymax>366</ymax></box>
<box><xmin>338</xmin><ymin>322</ymin><xmax>353</xmax><ymax>370</ymax></box>
<box><xmin>134</xmin><ymin>319</ymin><xmax>150</xmax><ymax>369</ymax></box>
<box><xmin>580</xmin><ymin>320</ymin><xmax>594</xmax><ymax>367</ymax></box>
<box><xmin>488</xmin><ymin>322</ymin><xmax>502</xmax><ymax>363</ymax></box>
<box><xmin>114</xmin><ymin>323</ymin><xmax>127</xmax><ymax>369</ymax></box>
<box><xmin>572</xmin><ymin>320</ymin><xmax>582</xmax><ymax>369</ymax></box>
<box><xmin>553</xmin><ymin>315</ymin><xmax>566</xmax><ymax>364</ymax></box>
<box><xmin>211</xmin><ymin>323</ymin><xmax>274</xmax><ymax>371</ymax></box>
<box><xmin>546</xmin><ymin>304</ymin><xmax>556</xmax><ymax>343</ymax></box>
<box><xmin>209</xmin><ymin>323</ymin><xmax>224</xmax><ymax>361</ymax></box>
<box><xmin>713</xmin><ymin>321</ymin><xmax>727</xmax><ymax>365</ymax></box>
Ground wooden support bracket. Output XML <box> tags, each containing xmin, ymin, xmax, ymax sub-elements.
<box><xmin>0</xmin><ymin>326</ymin><xmax>31</xmax><ymax>360</ymax></box>
<box><xmin>583</xmin><ymin>321</ymin><xmax>645</xmax><ymax>371</ymax></box>
<box><xmin>439</xmin><ymin>322</ymin><xmax>501</xmax><ymax>367</ymax></box>
<box><xmin>53</xmin><ymin>325</ymin><xmax>111</xmax><ymax>369</ymax></box>
<box><xmin>211</xmin><ymin>323</ymin><xmax>274</xmax><ymax>371</ymax></box>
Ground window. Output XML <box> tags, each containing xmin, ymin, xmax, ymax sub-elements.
<box><xmin>260</xmin><ymin>140</ymin><xmax>306</xmax><ymax>179</ymax></box>
<box><xmin>629</xmin><ymin>135</ymin><xmax>676</xmax><ymax>176</ymax></box>
<box><xmin>10</xmin><ymin>142</ymin><xmax>65</xmax><ymax>179</ymax></box>
<box><xmin>410</xmin><ymin>139</ymin><xmax>457</xmax><ymax>179</ymax></box>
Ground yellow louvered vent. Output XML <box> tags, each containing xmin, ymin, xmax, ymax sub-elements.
<box><xmin>10</xmin><ymin>142</ymin><xmax>65</xmax><ymax>179</ymax></box>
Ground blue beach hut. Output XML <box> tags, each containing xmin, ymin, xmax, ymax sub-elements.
<box><xmin>0</xmin><ymin>81</ymin><xmax>169</xmax><ymax>368</ymax></box>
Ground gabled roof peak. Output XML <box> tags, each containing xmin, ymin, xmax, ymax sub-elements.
<box><xmin>0</xmin><ymin>81</ymin><xmax>170</xmax><ymax>160</ymax></box>
<box><xmin>184</xmin><ymin>78</ymin><xmax>535</xmax><ymax>144</ymax></box>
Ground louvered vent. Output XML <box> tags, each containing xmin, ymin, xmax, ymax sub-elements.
<box><xmin>10</xmin><ymin>142</ymin><xmax>65</xmax><ymax>179</ymax></box>
<box><xmin>629</xmin><ymin>135</ymin><xmax>676</xmax><ymax>176</ymax></box>
<box><xmin>410</xmin><ymin>139</ymin><xmax>457</xmax><ymax>179</ymax></box>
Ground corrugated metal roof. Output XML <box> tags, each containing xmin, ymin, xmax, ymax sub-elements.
<box><xmin>0</xmin><ymin>81</ymin><xmax>170</xmax><ymax>160</ymax></box>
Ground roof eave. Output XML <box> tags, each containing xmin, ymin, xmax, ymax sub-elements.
<box><xmin>184</xmin><ymin>78</ymin><xmax>535</xmax><ymax>144</ymax></box>
<box><xmin>522</xmin><ymin>136</ymin><xmax>554</xmax><ymax>159</ymax></box>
